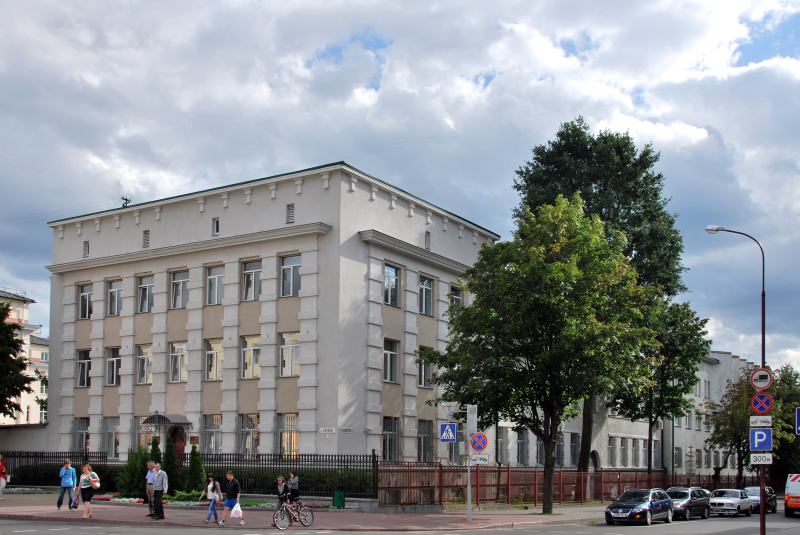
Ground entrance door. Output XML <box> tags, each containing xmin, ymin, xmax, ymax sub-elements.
<box><xmin>171</xmin><ymin>426</ymin><xmax>187</xmax><ymax>460</ymax></box>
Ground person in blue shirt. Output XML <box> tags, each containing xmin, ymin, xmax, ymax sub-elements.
<box><xmin>57</xmin><ymin>459</ymin><xmax>77</xmax><ymax>511</ymax></box>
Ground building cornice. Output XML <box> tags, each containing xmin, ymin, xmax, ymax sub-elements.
<box><xmin>359</xmin><ymin>229</ymin><xmax>470</xmax><ymax>274</ymax></box>
<box><xmin>47</xmin><ymin>222</ymin><xmax>332</xmax><ymax>274</ymax></box>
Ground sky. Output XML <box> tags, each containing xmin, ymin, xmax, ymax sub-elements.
<box><xmin>1</xmin><ymin>0</ymin><xmax>799</xmax><ymax>369</ymax></box>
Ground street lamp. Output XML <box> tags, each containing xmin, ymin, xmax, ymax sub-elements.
<box><xmin>706</xmin><ymin>224</ymin><xmax>766</xmax><ymax>535</ymax></box>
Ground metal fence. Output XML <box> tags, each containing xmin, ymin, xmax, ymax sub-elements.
<box><xmin>1</xmin><ymin>451</ymin><xmax>108</xmax><ymax>492</ymax></box>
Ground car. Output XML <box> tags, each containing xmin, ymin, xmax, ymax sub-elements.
<box><xmin>744</xmin><ymin>486</ymin><xmax>778</xmax><ymax>514</ymax></box>
<box><xmin>785</xmin><ymin>474</ymin><xmax>800</xmax><ymax>516</ymax></box>
<box><xmin>605</xmin><ymin>488</ymin><xmax>674</xmax><ymax>526</ymax></box>
<box><xmin>666</xmin><ymin>487</ymin><xmax>711</xmax><ymax>520</ymax></box>
<box><xmin>709</xmin><ymin>489</ymin><xmax>753</xmax><ymax>517</ymax></box>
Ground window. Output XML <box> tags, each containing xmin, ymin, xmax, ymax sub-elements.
<box><xmin>384</xmin><ymin>265</ymin><xmax>399</xmax><ymax>306</ymax></box>
<box><xmin>136</xmin><ymin>345</ymin><xmax>152</xmax><ymax>384</ymax></box>
<box><xmin>142</xmin><ymin>229</ymin><xmax>150</xmax><ymax>248</ymax></box>
<box><xmin>286</xmin><ymin>204</ymin><xmax>295</xmax><ymax>224</ymax></box>
<box><xmin>206</xmin><ymin>266</ymin><xmax>224</xmax><ymax>305</ymax></box>
<box><xmin>705</xmin><ymin>414</ymin><xmax>712</xmax><ymax>432</ymax></box>
<box><xmin>237</xmin><ymin>413</ymin><xmax>260</xmax><ymax>456</ymax></box>
<box><xmin>418</xmin><ymin>349</ymin><xmax>431</xmax><ymax>387</ymax></box>
<box><xmin>79</xmin><ymin>284</ymin><xmax>93</xmax><ymax>320</ymax></box>
<box><xmin>424</xmin><ymin>231</ymin><xmax>431</xmax><ymax>250</ymax></box>
<box><xmin>448</xmin><ymin>422</ymin><xmax>465</xmax><ymax>465</ymax></box>
<box><xmin>40</xmin><ymin>381</ymin><xmax>47</xmax><ymax>394</ymax></box>
<box><xmin>417</xmin><ymin>420</ymin><xmax>434</xmax><ymax>462</ymax></box>
<box><xmin>571</xmin><ymin>434</ymin><xmax>581</xmax><ymax>467</ymax></box>
<box><xmin>40</xmin><ymin>352</ymin><xmax>48</xmax><ymax>362</ymax></box>
<box><xmin>383</xmin><ymin>339</ymin><xmax>398</xmax><ymax>383</ymax></box>
<box><xmin>621</xmin><ymin>438</ymin><xmax>628</xmax><ymax>467</ymax></box>
<box><xmin>241</xmin><ymin>336</ymin><xmax>260</xmax><ymax>379</ymax></box>
<box><xmin>632</xmin><ymin>438</ymin><xmax>640</xmax><ymax>467</ymax></box>
<box><xmin>518</xmin><ymin>431</ymin><xmax>529</xmax><ymax>466</ymax></box>
<box><xmin>686</xmin><ymin>410</ymin><xmax>692</xmax><ymax>429</ymax></box>
<box><xmin>382</xmin><ymin>416</ymin><xmax>400</xmax><ymax>461</ymax></box>
<box><xmin>242</xmin><ymin>261</ymin><xmax>262</xmax><ymax>301</ymax></box>
<box><xmin>83</xmin><ymin>241</ymin><xmax>90</xmax><ymax>257</ymax></box>
<box><xmin>498</xmin><ymin>427</ymin><xmax>510</xmax><ymax>465</ymax></box>
<box><xmin>279</xmin><ymin>333</ymin><xmax>299</xmax><ymax>377</ymax></box>
<box><xmin>654</xmin><ymin>440</ymin><xmax>661</xmax><ymax>467</ymax></box>
<box><xmin>134</xmin><ymin>416</ymin><xmax>153</xmax><ymax>448</ymax></box>
<box><xmin>171</xmin><ymin>271</ymin><xmax>189</xmax><ymax>309</ymax></box>
<box><xmin>675</xmin><ymin>416</ymin><xmax>682</xmax><ymax>427</ymax></box>
<box><xmin>696</xmin><ymin>448</ymin><xmax>702</xmax><ymax>469</ymax></box>
<box><xmin>202</xmin><ymin>414</ymin><xmax>222</xmax><ymax>454</ymax></box>
<box><xmin>536</xmin><ymin>437</ymin><xmax>545</xmax><ymax>466</ymax></box>
<box><xmin>169</xmin><ymin>342</ymin><xmax>188</xmax><ymax>383</ymax></box>
<box><xmin>705</xmin><ymin>449</ymin><xmax>711</xmax><ymax>468</ymax></box>
<box><xmin>276</xmin><ymin>413</ymin><xmax>298</xmax><ymax>456</ymax></box>
<box><xmin>73</xmin><ymin>417</ymin><xmax>89</xmax><ymax>450</ymax></box>
<box><xmin>137</xmin><ymin>276</ymin><xmax>154</xmax><ymax>313</ymax></box>
<box><xmin>281</xmin><ymin>256</ymin><xmax>301</xmax><ymax>297</ymax></box>
<box><xmin>450</xmin><ymin>286</ymin><xmax>462</xmax><ymax>306</ymax></box>
<box><xmin>103</xmin><ymin>417</ymin><xmax>120</xmax><ymax>459</ymax></box>
<box><xmin>107</xmin><ymin>281</ymin><xmax>122</xmax><ymax>316</ymax></box>
<box><xmin>713</xmin><ymin>450</ymin><xmax>720</xmax><ymax>467</ymax></box>
<box><xmin>77</xmin><ymin>350</ymin><xmax>91</xmax><ymax>387</ymax></box>
<box><xmin>106</xmin><ymin>348</ymin><xmax>121</xmax><ymax>386</ymax></box>
<box><xmin>696</xmin><ymin>413</ymin><xmax>702</xmax><ymax>431</ymax></box>
<box><xmin>608</xmin><ymin>437</ymin><xmax>616</xmax><ymax>467</ymax></box>
<box><xmin>674</xmin><ymin>447</ymin><xmax>683</xmax><ymax>468</ymax></box>
<box><xmin>40</xmin><ymin>408</ymin><xmax>47</xmax><ymax>423</ymax></box>
<box><xmin>419</xmin><ymin>276</ymin><xmax>433</xmax><ymax>316</ymax></box>
<box><xmin>205</xmin><ymin>339</ymin><xmax>223</xmax><ymax>380</ymax></box>
<box><xmin>212</xmin><ymin>217</ymin><xmax>220</xmax><ymax>235</ymax></box>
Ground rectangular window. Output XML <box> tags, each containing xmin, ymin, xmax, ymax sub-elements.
<box><xmin>729</xmin><ymin>452</ymin><xmax>736</xmax><ymax>469</ymax></box>
<box><xmin>696</xmin><ymin>448</ymin><xmax>703</xmax><ymax>469</ymax></box>
<box><xmin>206</xmin><ymin>266</ymin><xmax>224</xmax><ymax>305</ymax></box>
<box><xmin>518</xmin><ymin>432</ymin><xmax>529</xmax><ymax>466</ymax></box>
<box><xmin>137</xmin><ymin>275</ymin><xmax>154</xmax><ymax>313</ymax></box>
<box><xmin>79</xmin><ymin>284</ymin><xmax>93</xmax><ymax>320</ymax></box>
<box><xmin>279</xmin><ymin>332</ymin><xmax>300</xmax><ymax>377</ymax></box>
<box><xmin>107</xmin><ymin>280</ymin><xmax>122</xmax><ymax>316</ymax></box>
<box><xmin>136</xmin><ymin>345</ymin><xmax>152</xmax><ymax>384</ymax></box>
<box><xmin>280</xmin><ymin>256</ymin><xmax>301</xmax><ymax>297</ymax></box>
<box><xmin>714</xmin><ymin>450</ymin><xmax>720</xmax><ymax>468</ymax></box>
<box><xmin>134</xmin><ymin>416</ymin><xmax>153</xmax><ymax>448</ymax></box>
<box><xmin>242</xmin><ymin>261</ymin><xmax>262</xmax><ymax>301</ymax></box>
<box><xmin>276</xmin><ymin>413</ymin><xmax>299</xmax><ymax>456</ymax></box>
<box><xmin>40</xmin><ymin>352</ymin><xmax>48</xmax><ymax>362</ymax></box>
<box><xmin>73</xmin><ymin>417</ymin><xmax>89</xmax><ymax>450</ymax></box>
<box><xmin>212</xmin><ymin>217</ymin><xmax>220</xmax><ymax>236</ymax></box>
<box><xmin>104</xmin><ymin>417</ymin><xmax>120</xmax><ymax>459</ymax></box>
<box><xmin>608</xmin><ymin>437</ymin><xmax>616</xmax><ymax>467</ymax></box>
<box><xmin>202</xmin><ymin>414</ymin><xmax>222</xmax><ymax>454</ymax></box>
<box><xmin>705</xmin><ymin>449</ymin><xmax>711</xmax><ymax>468</ymax></box>
<box><xmin>26</xmin><ymin>405</ymin><xmax>30</xmax><ymax>423</ymax></box>
<box><xmin>448</xmin><ymin>422</ymin><xmax>465</xmax><ymax>465</ymax></box>
<box><xmin>418</xmin><ymin>360</ymin><xmax>431</xmax><ymax>388</ymax></box>
<box><xmin>417</xmin><ymin>420</ymin><xmax>434</xmax><ymax>462</ymax></box>
<box><xmin>241</xmin><ymin>336</ymin><xmax>261</xmax><ymax>379</ymax></box>
<box><xmin>632</xmin><ymin>438</ymin><xmax>640</xmax><ymax>467</ymax></box>
<box><xmin>237</xmin><ymin>413</ymin><xmax>260</xmax><ymax>456</ymax></box>
<box><xmin>40</xmin><ymin>381</ymin><xmax>47</xmax><ymax>394</ymax></box>
<box><xmin>286</xmin><ymin>204</ymin><xmax>295</xmax><ymax>224</ymax></box>
<box><xmin>621</xmin><ymin>438</ymin><xmax>628</xmax><ymax>467</ymax></box>
<box><xmin>419</xmin><ymin>276</ymin><xmax>433</xmax><ymax>316</ymax></box>
<box><xmin>536</xmin><ymin>437</ymin><xmax>545</xmax><ymax>466</ymax></box>
<box><xmin>424</xmin><ymin>231</ymin><xmax>431</xmax><ymax>250</ymax></box>
<box><xmin>83</xmin><ymin>241</ymin><xmax>90</xmax><ymax>257</ymax></box>
<box><xmin>675</xmin><ymin>447</ymin><xmax>683</xmax><ymax>468</ymax></box>
<box><xmin>142</xmin><ymin>230</ymin><xmax>150</xmax><ymax>248</ymax></box>
<box><xmin>705</xmin><ymin>415</ymin><xmax>712</xmax><ymax>432</ymax></box>
<box><xmin>205</xmin><ymin>339</ymin><xmax>223</xmax><ymax>381</ymax></box>
<box><xmin>40</xmin><ymin>409</ymin><xmax>47</xmax><ymax>423</ymax></box>
<box><xmin>570</xmin><ymin>433</ymin><xmax>580</xmax><ymax>467</ymax></box>
<box><xmin>696</xmin><ymin>413</ymin><xmax>702</xmax><ymax>431</ymax></box>
<box><xmin>106</xmin><ymin>348</ymin><xmax>121</xmax><ymax>386</ymax></box>
<box><xmin>654</xmin><ymin>440</ymin><xmax>661</xmax><ymax>467</ymax></box>
<box><xmin>450</xmin><ymin>285</ymin><xmax>462</xmax><ymax>306</ymax></box>
<box><xmin>675</xmin><ymin>416</ymin><xmax>682</xmax><ymax>427</ymax></box>
<box><xmin>169</xmin><ymin>342</ymin><xmax>188</xmax><ymax>383</ymax></box>
<box><xmin>686</xmin><ymin>410</ymin><xmax>692</xmax><ymax>429</ymax></box>
<box><xmin>382</xmin><ymin>416</ymin><xmax>400</xmax><ymax>461</ymax></box>
<box><xmin>171</xmin><ymin>271</ymin><xmax>189</xmax><ymax>309</ymax></box>
<box><xmin>383</xmin><ymin>339</ymin><xmax>398</xmax><ymax>383</ymax></box>
<box><xmin>498</xmin><ymin>427</ymin><xmax>510</xmax><ymax>465</ymax></box>
<box><xmin>384</xmin><ymin>265</ymin><xmax>399</xmax><ymax>306</ymax></box>
<box><xmin>77</xmin><ymin>350</ymin><xmax>91</xmax><ymax>387</ymax></box>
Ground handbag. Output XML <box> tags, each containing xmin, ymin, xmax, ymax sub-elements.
<box><xmin>90</xmin><ymin>473</ymin><xmax>100</xmax><ymax>489</ymax></box>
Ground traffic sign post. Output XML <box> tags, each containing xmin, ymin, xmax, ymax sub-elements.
<box><xmin>471</xmin><ymin>432</ymin><xmax>488</xmax><ymax>452</ymax></box>
<box><xmin>751</xmin><ymin>368</ymin><xmax>773</xmax><ymax>390</ymax></box>
<box><xmin>465</xmin><ymin>405</ymin><xmax>477</xmax><ymax>524</ymax></box>
<box><xmin>751</xmin><ymin>392</ymin><xmax>773</xmax><ymax>414</ymax></box>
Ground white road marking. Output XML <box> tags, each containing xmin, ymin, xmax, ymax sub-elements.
<box><xmin>13</xmin><ymin>531</ymin><xmax>36</xmax><ymax>533</ymax></box>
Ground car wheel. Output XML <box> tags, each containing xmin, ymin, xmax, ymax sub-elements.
<box><xmin>685</xmin><ymin>508</ymin><xmax>692</xmax><ymax>521</ymax></box>
<box><xmin>643</xmin><ymin>511</ymin><xmax>652</xmax><ymax>525</ymax></box>
<box><xmin>734</xmin><ymin>506</ymin><xmax>740</xmax><ymax>518</ymax></box>
<box><xmin>745</xmin><ymin>506</ymin><xmax>752</xmax><ymax>517</ymax></box>
<box><xmin>785</xmin><ymin>508</ymin><xmax>793</xmax><ymax>517</ymax></box>
<box><xmin>772</xmin><ymin>505</ymin><xmax>778</xmax><ymax>514</ymax></box>
<box><xmin>606</xmin><ymin>519</ymin><xmax>615</xmax><ymax>525</ymax></box>
<box><xmin>701</xmin><ymin>507</ymin><xmax>709</xmax><ymax>520</ymax></box>
<box><xmin>665</xmin><ymin>509</ymin><xmax>673</xmax><ymax>523</ymax></box>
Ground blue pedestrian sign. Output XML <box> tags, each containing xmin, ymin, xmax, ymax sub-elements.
<box><xmin>750</xmin><ymin>428</ymin><xmax>773</xmax><ymax>452</ymax></box>
<box><xmin>796</xmin><ymin>408</ymin><xmax>800</xmax><ymax>435</ymax></box>
<box><xmin>440</xmin><ymin>423</ymin><xmax>457</xmax><ymax>443</ymax></box>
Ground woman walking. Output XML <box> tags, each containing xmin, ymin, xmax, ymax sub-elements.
<box><xmin>199</xmin><ymin>473</ymin><xmax>221</xmax><ymax>524</ymax></box>
<box><xmin>0</xmin><ymin>454</ymin><xmax>7</xmax><ymax>500</ymax></box>
<box><xmin>79</xmin><ymin>465</ymin><xmax>99</xmax><ymax>519</ymax></box>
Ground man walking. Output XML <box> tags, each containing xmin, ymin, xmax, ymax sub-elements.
<box><xmin>57</xmin><ymin>459</ymin><xmax>77</xmax><ymax>511</ymax></box>
<box><xmin>145</xmin><ymin>461</ymin><xmax>156</xmax><ymax>517</ymax></box>
<box><xmin>151</xmin><ymin>463</ymin><xmax>168</xmax><ymax>521</ymax></box>
<box><xmin>219</xmin><ymin>471</ymin><xmax>244</xmax><ymax>526</ymax></box>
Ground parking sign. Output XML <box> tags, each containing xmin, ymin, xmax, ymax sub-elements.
<box><xmin>750</xmin><ymin>428</ymin><xmax>773</xmax><ymax>452</ymax></box>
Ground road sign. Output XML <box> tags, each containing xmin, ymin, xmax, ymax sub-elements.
<box><xmin>470</xmin><ymin>454</ymin><xmax>489</xmax><ymax>465</ymax></box>
<box><xmin>471</xmin><ymin>432</ymin><xmax>488</xmax><ymax>452</ymax></box>
<box><xmin>751</xmin><ymin>416</ymin><xmax>772</xmax><ymax>427</ymax></box>
<box><xmin>796</xmin><ymin>408</ymin><xmax>800</xmax><ymax>435</ymax></box>
<box><xmin>751</xmin><ymin>368</ymin><xmax>773</xmax><ymax>390</ymax></box>
<box><xmin>440</xmin><ymin>423</ymin><xmax>457</xmax><ymax>443</ymax></box>
<box><xmin>751</xmin><ymin>392</ymin><xmax>773</xmax><ymax>414</ymax></box>
<box><xmin>467</xmin><ymin>405</ymin><xmax>478</xmax><ymax>433</ymax></box>
<box><xmin>751</xmin><ymin>453</ymin><xmax>773</xmax><ymax>465</ymax></box>
<box><xmin>750</xmin><ymin>428</ymin><xmax>773</xmax><ymax>451</ymax></box>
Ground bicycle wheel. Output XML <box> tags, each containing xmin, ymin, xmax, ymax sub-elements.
<box><xmin>298</xmin><ymin>505</ymin><xmax>314</xmax><ymax>527</ymax></box>
<box><xmin>273</xmin><ymin>508</ymin><xmax>291</xmax><ymax>531</ymax></box>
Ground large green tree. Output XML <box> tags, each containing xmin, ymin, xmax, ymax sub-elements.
<box><xmin>0</xmin><ymin>303</ymin><xmax>36</xmax><ymax>418</ymax></box>
<box><xmin>513</xmin><ymin>117</ymin><xmax>688</xmax><ymax>472</ymax></box>
<box><xmin>770</xmin><ymin>365</ymin><xmax>800</xmax><ymax>479</ymax></box>
<box><xmin>419</xmin><ymin>194</ymin><xmax>656</xmax><ymax>513</ymax></box>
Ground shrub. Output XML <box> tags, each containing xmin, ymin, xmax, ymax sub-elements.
<box><xmin>150</xmin><ymin>437</ymin><xmax>162</xmax><ymax>465</ymax></box>
<box><xmin>184</xmin><ymin>445</ymin><xmax>206</xmax><ymax>493</ymax></box>
<box><xmin>117</xmin><ymin>446</ymin><xmax>149</xmax><ymax>498</ymax></box>
<box><xmin>162</xmin><ymin>436</ymin><xmax>181</xmax><ymax>492</ymax></box>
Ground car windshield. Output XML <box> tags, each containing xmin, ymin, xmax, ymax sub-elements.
<box><xmin>711</xmin><ymin>490</ymin><xmax>739</xmax><ymax>498</ymax></box>
<box><xmin>744</xmin><ymin>488</ymin><xmax>760</xmax><ymax>496</ymax></box>
<box><xmin>667</xmin><ymin>491</ymin><xmax>689</xmax><ymax>500</ymax></box>
<box><xmin>615</xmin><ymin>491</ymin><xmax>650</xmax><ymax>503</ymax></box>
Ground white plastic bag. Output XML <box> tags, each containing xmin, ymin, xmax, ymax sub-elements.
<box><xmin>231</xmin><ymin>503</ymin><xmax>243</xmax><ymax>518</ymax></box>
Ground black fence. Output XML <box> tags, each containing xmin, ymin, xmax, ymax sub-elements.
<box><xmin>2</xmin><ymin>451</ymin><xmax>108</xmax><ymax>492</ymax></box>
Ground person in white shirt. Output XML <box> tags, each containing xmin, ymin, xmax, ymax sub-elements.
<box><xmin>199</xmin><ymin>473</ymin><xmax>221</xmax><ymax>524</ymax></box>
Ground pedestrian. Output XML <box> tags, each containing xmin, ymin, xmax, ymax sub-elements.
<box><xmin>57</xmin><ymin>459</ymin><xmax>77</xmax><ymax>511</ymax></box>
<box><xmin>151</xmin><ymin>463</ymin><xmax>168</xmax><ymax>521</ymax></box>
<box><xmin>219</xmin><ymin>471</ymin><xmax>244</xmax><ymax>526</ymax></box>
<box><xmin>0</xmin><ymin>454</ymin><xmax>6</xmax><ymax>500</ymax></box>
<box><xmin>78</xmin><ymin>464</ymin><xmax>99</xmax><ymax>519</ymax></box>
<box><xmin>287</xmin><ymin>470</ymin><xmax>300</xmax><ymax>505</ymax></box>
<box><xmin>199</xmin><ymin>473</ymin><xmax>221</xmax><ymax>524</ymax></box>
<box><xmin>145</xmin><ymin>461</ymin><xmax>156</xmax><ymax>517</ymax></box>
<box><xmin>271</xmin><ymin>476</ymin><xmax>290</xmax><ymax>527</ymax></box>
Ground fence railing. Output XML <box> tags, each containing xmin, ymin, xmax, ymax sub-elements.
<box><xmin>2</xmin><ymin>451</ymin><xmax>108</xmax><ymax>492</ymax></box>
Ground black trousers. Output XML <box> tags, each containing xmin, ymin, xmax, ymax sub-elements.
<box><xmin>153</xmin><ymin>490</ymin><xmax>164</xmax><ymax>519</ymax></box>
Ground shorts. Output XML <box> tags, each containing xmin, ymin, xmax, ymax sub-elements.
<box><xmin>81</xmin><ymin>488</ymin><xmax>95</xmax><ymax>502</ymax></box>
<box><xmin>224</xmin><ymin>498</ymin><xmax>238</xmax><ymax>509</ymax></box>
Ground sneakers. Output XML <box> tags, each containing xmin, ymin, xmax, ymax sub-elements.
<box><xmin>218</xmin><ymin>521</ymin><xmax>225</xmax><ymax>526</ymax></box>
<box><xmin>239</xmin><ymin>520</ymin><xmax>246</xmax><ymax>526</ymax></box>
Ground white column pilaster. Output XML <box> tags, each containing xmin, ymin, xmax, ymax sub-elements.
<box><xmin>184</xmin><ymin>265</ymin><xmax>205</xmax><ymax>452</ymax></box>
<box><xmin>220</xmin><ymin>260</ymin><xmax>240</xmax><ymax>453</ymax></box>
<box><xmin>297</xmin><ymin>247</ymin><xmax>319</xmax><ymax>454</ymax></box>
<box><xmin>59</xmin><ymin>282</ymin><xmax>77</xmax><ymax>449</ymax></box>
<box><xmin>258</xmin><ymin>255</ymin><xmax>278</xmax><ymax>453</ymax></box>
<box><xmin>117</xmin><ymin>275</ymin><xmax>136</xmax><ymax>460</ymax></box>
<box><xmin>366</xmin><ymin>255</ymin><xmax>384</xmax><ymax>456</ymax></box>
<box><xmin>402</xmin><ymin>268</ymin><xmax>419</xmax><ymax>461</ymax></box>
<box><xmin>435</xmin><ymin>282</ymin><xmax>450</xmax><ymax>461</ymax></box>
<box><xmin>88</xmin><ymin>277</ymin><xmax>106</xmax><ymax>451</ymax></box>
<box><xmin>149</xmin><ymin>271</ymin><xmax>169</xmax><ymax>415</ymax></box>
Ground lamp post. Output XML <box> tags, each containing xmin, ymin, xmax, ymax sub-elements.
<box><xmin>705</xmin><ymin>224</ymin><xmax>766</xmax><ymax>535</ymax></box>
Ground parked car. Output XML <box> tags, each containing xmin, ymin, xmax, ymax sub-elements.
<box><xmin>709</xmin><ymin>489</ymin><xmax>753</xmax><ymax>517</ymax></box>
<box><xmin>666</xmin><ymin>487</ymin><xmax>711</xmax><ymax>520</ymax></box>
<box><xmin>605</xmin><ymin>488</ymin><xmax>674</xmax><ymax>526</ymax></box>
<box><xmin>744</xmin><ymin>486</ymin><xmax>778</xmax><ymax>514</ymax></box>
<box><xmin>785</xmin><ymin>474</ymin><xmax>800</xmax><ymax>516</ymax></box>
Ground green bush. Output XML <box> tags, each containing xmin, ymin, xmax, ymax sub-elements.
<box><xmin>169</xmin><ymin>489</ymin><xmax>202</xmax><ymax>501</ymax></box>
<box><xmin>162</xmin><ymin>436</ymin><xmax>181</xmax><ymax>492</ymax></box>
<box><xmin>117</xmin><ymin>446</ymin><xmax>150</xmax><ymax>498</ymax></box>
<box><xmin>104</xmin><ymin>465</ymin><xmax>125</xmax><ymax>492</ymax></box>
<box><xmin>150</xmin><ymin>437</ymin><xmax>162</xmax><ymax>465</ymax></box>
<box><xmin>184</xmin><ymin>445</ymin><xmax>206</xmax><ymax>493</ymax></box>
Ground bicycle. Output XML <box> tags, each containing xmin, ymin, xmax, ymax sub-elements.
<box><xmin>273</xmin><ymin>498</ymin><xmax>314</xmax><ymax>530</ymax></box>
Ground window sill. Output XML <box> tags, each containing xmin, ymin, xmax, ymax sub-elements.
<box><xmin>204</xmin><ymin>379</ymin><xmax>223</xmax><ymax>382</ymax></box>
<box><xmin>419</xmin><ymin>312</ymin><xmax>434</xmax><ymax>317</ymax></box>
<box><xmin>205</xmin><ymin>303</ymin><xmax>222</xmax><ymax>307</ymax></box>
<box><xmin>170</xmin><ymin>307</ymin><xmax>187</xmax><ymax>311</ymax></box>
<box><xmin>106</xmin><ymin>313</ymin><xmax>120</xmax><ymax>317</ymax></box>
<box><xmin>240</xmin><ymin>376</ymin><xmax>260</xmax><ymax>380</ymax></box>
<box><xmin>168</xmin><ymin>381</ymin><xmax>188</xmax><ymax>384</ymax></box>
<box><xmin>383</xmin><ymin>380</ymin><xmax>401</xmax><ymax>385</ymax></box>
<box><xmin>278</xmin><ymin>375</ymin><xmax>299</xmax><ymax>379</ymax></box>
<box><xmin>75</xmin><ymin>385</ymin><xmax>91</xmax><ymax>389</ymax></box>
<box><xmin>384</xmin><ymin>303</ymin><xmax>401</xmax><ymax>309</ymax></box>
<box><xmin>136</xmin><ymin>383</ymin><xmax>152</xmax><ymax>386</ymax></box>
<box><xmin>135</xmin><ymin>311</ymin><xmax>152</xmax><ymax>315</ymax></box>
<box><xmin>418</xmin><ymin>385</ymin><xmax>433</xmax><ymax>389</ymax></box>
<box><xmin>279</xmin><ymin>294</ymin><xmax>300</xmax><ymax>299</ymax></box>
<box><xmin>105</xmin><ymin>384</ymin><xmax>121</xmax><ymax>388</ymax></box>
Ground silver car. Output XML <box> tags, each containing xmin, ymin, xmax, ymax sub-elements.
<box><xmin>709</xmin><ymin>489</ymin><xmax>754</xmax><ymax>517</ymax></box>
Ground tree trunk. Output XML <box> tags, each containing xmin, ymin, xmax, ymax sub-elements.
<box><xmin>736</xmin><ymin>450</ymin><xmax>744</xmax><ymax>489</ymax></box>
<box><xmin>577</xmin><ymin>393</ymin><xmax>594</xmax><ymax>473</ymax></box>
<box><xmin>542</xmin><ymin>436</ymin><xmax>557</xmax><ymax>514</ymax></box>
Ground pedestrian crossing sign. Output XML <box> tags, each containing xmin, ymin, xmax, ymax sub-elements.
<box><xmin>440</xmin><ymin>423</ymin><xmax>457</xmax><ymax>442</ymax></box>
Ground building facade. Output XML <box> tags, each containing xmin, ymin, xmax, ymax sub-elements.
<box><xmin>45</xmin><ymin>163</ymin><xmax>499</xmax><ymax>461</ymax></box>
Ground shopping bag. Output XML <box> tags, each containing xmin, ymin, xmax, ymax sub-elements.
<box><xmin>71</xmin><ymin>495</ymin><xmax>79</xmax><ymax>509</ymax></box>
<box><xmin>231</xmin><ymin>503</ymin><xmax>243</xmax><ymax>518</ymax></box>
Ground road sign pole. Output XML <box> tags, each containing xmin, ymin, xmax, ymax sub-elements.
<box><xmin>467</xmin><ymin>439</ymin><xmax>472</xmax><ymax>523</ymax></box>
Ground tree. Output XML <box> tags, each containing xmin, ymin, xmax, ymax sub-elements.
<box><xmin>150</xmin><ymin>436</ymin><xmax>162</xmax><ymax>465</ymax></box>
<box><xmin>117</xmin><ymin>446</ymin><xmax>150</xmax><ymax>498</ymax></box>
<box><xmin>513</xmin><ymin>117</ymin><xmax>688</xmax><ymax>472</ymax></box>
<box><xmin>612</xmin><ymin>299</ymin><xmax>710</xmax><ymax>473</ymax></box>
<box><xmin>162</xmin><ymin>435</ymin><xmax>181</xmax><ymax>492</ymax></box>
<box><xmin>770</xmin><ymin>365</ymin><xmax>800</xmax><ymax>479</ymax></box>
<box><xmin>0</xmin><ymin>303</ymin><xmax>36</xmax><ymax>418</ymax></box>
<box><xmin>419</xmin><ymin>194</ymin><xmax>657</xmax><ymax>513</ymax></box>
<box><xmin>185</xmin><ymin>445</ymin><xmax>207</xmax><ymax>493</ymax></box>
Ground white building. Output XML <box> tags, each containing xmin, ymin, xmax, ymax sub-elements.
<box><xmin>44</xmin><ymin>162</ymin><xmax>499</xmax><ymax>461</ymax></box>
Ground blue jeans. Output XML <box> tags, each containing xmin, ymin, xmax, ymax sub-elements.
<box><xmin>57</xmin><ymin>486</ymin><xmax>75</xmax><ymax>509</ymax></box>
<box><xmin>207</xmin><ymin>498</ymin><xmax>218</xmax><ymax>521</ymax></box>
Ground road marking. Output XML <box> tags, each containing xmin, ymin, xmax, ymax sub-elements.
<box><xmin>13</xmin><ymin>531</ymin><xmax>36</xmax><ymax>533</ymax></box>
